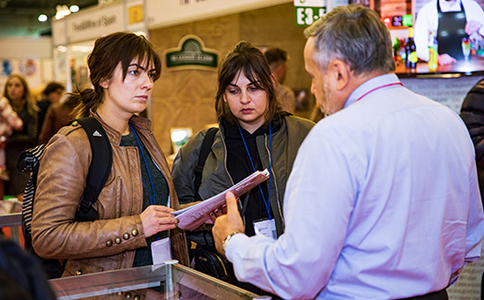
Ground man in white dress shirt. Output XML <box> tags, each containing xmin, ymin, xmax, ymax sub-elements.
<box><xmin>212</xmin><ymin>4</ymin><xmax>484</xmax><ymax>299</ymax></box>
<box><xmin>414</xmin><ymin>0</ymin><xmax>484</xmax><ymax>65</ymax></box>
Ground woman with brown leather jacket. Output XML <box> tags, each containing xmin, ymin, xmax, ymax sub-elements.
<box><xmin>31</xmin><ymin>31</ymin><xmax>189</xmax><ymax>278</ymax></box>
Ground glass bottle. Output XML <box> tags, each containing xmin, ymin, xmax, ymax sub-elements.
<box><xmin>428</xmin><ymin>32</ymin><xmax>438</xmax><ymax>71</ymax></box>
<box><xmin>405</xmin><ymin>27</ymin><xmax>417</xmax><ymax>70</ymax></box>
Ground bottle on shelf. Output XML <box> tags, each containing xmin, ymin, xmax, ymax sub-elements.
<box><xmin>405</xmin><ymin>27</ymin><xmax>417</xmax><ymax>70</ymax></box>
<box><xmin>428</xmin><ymin>32</ymin><xmax>438</xmax><ymax>71</ymax></box>
<box><xmin>393</xmin><ymin>37</ymin><xmax>400</xmax><ymax>62</ymax></box>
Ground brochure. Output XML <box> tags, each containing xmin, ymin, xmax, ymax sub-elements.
<box><xmin>172</xmin><ymin>169</ymin><xmax>270</xmax><ymax>231</ymax></box>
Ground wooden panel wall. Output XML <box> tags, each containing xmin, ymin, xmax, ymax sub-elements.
<box><xmin>238</xmin><ymin>5</ymin><xmax>310</xmax><ymax>96</ymax></box>
<box><xmin>149</xmin><ymin>15</ymin><xmax>240</xmax><ymax>156</ymax></box>
<box><xmin>149</xmin><ymin>3</ymin><xmax>313</xmax><ymax>156</ymax></box>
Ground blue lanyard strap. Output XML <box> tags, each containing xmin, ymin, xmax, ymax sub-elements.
<box><xmin>128</xmin><ymin>123</ymin><xmax>156</xmax><ymax>207</ymax></box>
<box><xmin>238</xmin><ymin>124</ymin><xmax>273</xmax><ymax>220</ymax></box>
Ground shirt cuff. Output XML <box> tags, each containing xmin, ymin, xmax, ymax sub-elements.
<box><xmin>225</xmin><ymin>233</ymin><xmax>249</xmax><ymax>262</ymax></box>
<box><xmin>479</xmin><ymin>25</ymin><xmax>484</xmax><ymax>37</ymax></box>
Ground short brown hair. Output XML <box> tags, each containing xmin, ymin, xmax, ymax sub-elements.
<box><xmin>74</xmin><ymin>32</ymin><xmax>162</xmax><ymax>118</ymax></box>
<box><xmin>264</xmin><ymin>47</ymin><xmax>288</xmax><ymax>69</ymax></box>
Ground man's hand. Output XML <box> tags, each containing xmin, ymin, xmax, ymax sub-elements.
<box><xmin>466</xmin><ymin>21</ymin><xmax>483</xmax><ymax>36</ymax></box>
<box><xmin>212</xmin><ymin>191</ymin><xmax>245</xmax><ymax>255</ymax></box>
<box><xmin>438</xmin><ymin>53</ymin><xmax>456</xmax><ymax>66</ymax></box>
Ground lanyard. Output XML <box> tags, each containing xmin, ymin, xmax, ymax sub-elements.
<box><xmin>355</xmin><ymin>82</ymin><xmax>403</xmax><ymax>102</ymax></box>
<box><xmin>128</xmin><ymin>123</ymin><xmax>156</xmax><ymax>207</ymax></box>
<box><xmin>238</xmin><ymin>123</ymin><xmax>273</xmax><ymax>220</ymax></box>
<box><xmin>97</xmin><ymin>110</ymin><xmax>156</xmax><ymax>206</ymax></box>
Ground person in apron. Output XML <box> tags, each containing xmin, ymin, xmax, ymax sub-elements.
<box><xmin>436</xmin><ymin>0</ymin><xmax>467</xmax><ymax>61</ymax></box>
<box><xmin>414</xmin><ymin>0</ymin><xmax>484</xmax><ymax>65</ymax></box>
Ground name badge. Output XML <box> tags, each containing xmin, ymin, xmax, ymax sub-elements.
<box><xmin>253</xmin><ymin>218</ymin><xmax>277</xmax><ymax>239</ymax></box>
<box><xmin>151</xmin><ymin>237</ymin><xmax>172</xmax><ymax>265</ymax></box>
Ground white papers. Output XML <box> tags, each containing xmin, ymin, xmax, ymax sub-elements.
<box><xmin>172</xmin><ymin>169</ymin><xmax>270</xmax><ymax>231</ymax></box>
<box><xmin>151</xmin><ymin>237</ymin><xmax>171</xmax><ymax>265</ymax></box>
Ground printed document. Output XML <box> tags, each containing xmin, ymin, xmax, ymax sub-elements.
<box><xmin>172</xmin><ymin>169</ymin><xmax>270</xmax><ymax>231</ymax></box>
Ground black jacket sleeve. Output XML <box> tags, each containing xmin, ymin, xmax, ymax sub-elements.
<box><xmin>460</xmin><ymin>78</ymin><xmax>484</xmax><ymax>168</ymax></box>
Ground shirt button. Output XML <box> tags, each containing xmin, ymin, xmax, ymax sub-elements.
<box><xmin>72</xmin><ymin>121</ymin><xmax>78</xmax><ymax>126</ymax></box>
<box><xmin>76</xmin><ymin>270</ymin><xmax>82</xmax><ymax>275</ymax></box>
<box><xmin>132</xmin><ymin>229</ymin><xmax>138</xmax><ymax>236</ymax></box>
<box><xmin>106</xmin><ymin>240</ymin><xmax>113</xmax><ymax>247</ymax></box>
<box><xmin>134</xmin><ymin>295</ymin><xmax>140</xmax><ymax>300</ymax></box>
<box><xmin>115</xmin><ymin>237</ymin><xmax>122</xmax><ymax>244</ymax></box>
<box><xmin>125</xmin><ymin>292</ymin><xmax>132</xmax><ymax>299</ymax></box>
<box><xmin>123</xmin><ymin>233</ymin><xmax>130</xmax><ymax>240</ymax></box>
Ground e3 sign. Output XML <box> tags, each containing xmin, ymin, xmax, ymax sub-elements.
<box><xmin>294</xmin><ymin>0</ymin><xmax>326</xmax><ymax>26</ymax></box>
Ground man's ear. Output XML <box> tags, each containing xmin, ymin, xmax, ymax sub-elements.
<box><xmin>271</xmin><ymin>74</ymin><xmax>276</xmax><ymax>86</ymax></box>
<box><xmin>331</xmin><ymin>60</ymin><xmax>350</xmax><ymax>92</ymax></box>
<box><xmin>100</xmin><ymin>78</ymin><xmax>109</xmax><ymax>89</ymax></box>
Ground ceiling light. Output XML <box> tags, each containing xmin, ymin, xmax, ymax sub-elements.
<box><xmin>55</xmin><ymin>5</ymin><xmax>71</xmax><ymax>20</ymax></box>
<box><xmin>38</xmin><ymin>14</ymin><xmax>48</xmax><ymax>22</ymax></box>
<box><xmin>69</xmin><ymin>5</ymin><xmax>79</xmax><ymax>13</ymax></box>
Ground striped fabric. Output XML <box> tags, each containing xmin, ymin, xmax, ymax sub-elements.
<box><xmin>18</xmin><ymin>144</ymin><xmax>46</xmax><ymax>236</ymax></box>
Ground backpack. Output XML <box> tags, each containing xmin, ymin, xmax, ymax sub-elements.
<box><xmin>16</xmin><ymin>117</ymin><xmax>113</xmax><ymax>278</ymax></box>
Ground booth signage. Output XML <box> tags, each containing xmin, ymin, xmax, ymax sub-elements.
<box><xmin>294</xmin><ymin>0</ymin><xmax>325</xmax><ymax>7</ymax></box>
<box><xmin>72</xmin><ymin>15</ymin><xmax>117</xmax><ymax>32</ymax></box>
<box><xmin>146</xmin><ymin>0</ymin><xmax>289</xmax><ymax>28</ymax></box>
<box><xmin>66</xmin><ymin>3</ymin><xmax>125</xmax><ymax>44</ymax></box>
<box><xmin>164</xmin><ymin>35</ymin><xmax>219</xmax><ymax>70</ymax></box>
<box><xmin>295</xmin><ymin>7</ymin><xmax>325</xmax><ymax>26</ymax></box>
<box><xmin>128</xmin><ymin>4</ymin><xmax>144</xmax><ymax>25</ymax></box>
<box><xmin>294</xmin><ymin>0</ymin><xmax>325</xmax><ymax>26</ymax></box>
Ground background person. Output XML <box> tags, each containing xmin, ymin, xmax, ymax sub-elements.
<box><xmin>264</xmin><ymin>47</ymin><xmax>296</xmax><ymax>114</ymax></box>
<box><xmin>37</xmin><ymin>94</ymin><xmax>79</xmax><ymax>145</ymax></box>
<box><xmin>460</xmin><ymin>77</ymin><xmax>484</xmax><ymax>299</ymax></box>
<box><xmin>2</xmin><ymin>74</ymin><xmax>38</xmax><ymax>201</ymax></box>
<box><xmin>212</xmin><ymin>5</ymin><xmax>484</xmax><ymax>299</ymax></box>
<box><xmin>0</xmin><ymin>97</ymin><xmax>22</xmax><ymax>201</ymax></box>
<box><xmin>460</xmin><ymin>77</ymin><xmax>484</xmax><ymax>198</ymax></box>
<box><xmin>171</xmin><ymin>40</ymin><xmax>314</xmax><ymax>294</ymax></box>
<box><xmin>36</xmin><ymin>82</ymin><xmax>65</xmax><ymax>139</ymax></box>
<box><xmin>414</xmin><ymin>0</ymin><xmax>484</xmax><ymax>65</ymax></box>
<box><xmin>31</xmin><ymin>31</ymin><xmax>189</xmax><ymax>277</ymax></box>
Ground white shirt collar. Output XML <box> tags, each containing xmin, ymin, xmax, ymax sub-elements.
<box><xmin>345</xmin><ymin>73</ymin><xmax>401</xmax><ymax>108</ymax></box>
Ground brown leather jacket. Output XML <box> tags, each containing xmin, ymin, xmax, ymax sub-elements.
<box><xmin>32</xmin><ymin>112</ymin><xmax>189</xmax><ymax>277</ymax></box>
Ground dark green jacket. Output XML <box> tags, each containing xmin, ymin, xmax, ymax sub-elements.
<box><xmin>171</xmin><ymin>115</ymin><xmax>314</xmax><ymax>236</ymax></box>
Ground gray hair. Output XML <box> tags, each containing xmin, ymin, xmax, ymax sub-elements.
<box><xmin>304</xmin><ymin>4</ymin><xmax>395</xmax><ymax>75</ymax></box>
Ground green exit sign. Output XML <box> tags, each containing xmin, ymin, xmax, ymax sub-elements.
<box><xmin>295</xmin><ymin>7</ymin><xmax>326</xmax><ymax>26</ymax></box>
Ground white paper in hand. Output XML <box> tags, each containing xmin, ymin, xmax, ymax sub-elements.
<box><xmin>172</xmin><ymin>169</ymin><xmax>270</xmax><ymax>231</ymax></box>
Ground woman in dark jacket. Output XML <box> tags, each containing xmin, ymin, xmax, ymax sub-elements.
<box><xmin>460</xmin><ymin>78</ymin><xmax>484</xmax><ymax>196</ymax></box>
<box><xmin>171</xmin><ymin>41</ymin><xmax>314</xmax><ymax>294</ymax></box>
<box><xmin>2</xmin><ymin>74</ymin><xmax>38</xmax><ymax>200</ymax></box>
<box><xmin>460</xmin><ymin>77</ymin><xmax>484</xmax><ymax>300</ymax></box>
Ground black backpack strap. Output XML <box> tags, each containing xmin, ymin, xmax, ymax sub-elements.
<box><xmin>194</xmin><ymin>127</ymin><xmax>218</xmax><ymax>202</ymax></box>
<box><xmin>72</xmin><ymin>117</ymin><xmax>113</xmax><ymax>221</ymax></box>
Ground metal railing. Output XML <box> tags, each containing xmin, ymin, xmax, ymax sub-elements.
<box><xmin>0</xmin><ymin>213</ymin><xmax>22</xmax><ymax>244</ymax></box>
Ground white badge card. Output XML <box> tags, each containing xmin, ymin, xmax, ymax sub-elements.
<box><xmin>253</xmin><ymin>218</ymin><xmax>277</xmax><ymax>240</ymax></box>
<box><xmin>151</xmin><ymin>237</ymin><xmax>172</xmax><ymax>265</ymax></box>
